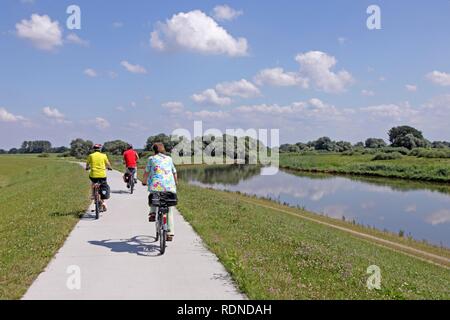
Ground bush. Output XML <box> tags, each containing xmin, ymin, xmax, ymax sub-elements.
<box><xmin>379</xmin><ymin>147</ymin><xmax>410</xmax><ymax>155</ymax></box>
<box><xmin>410</xmin><ymin>148</ymin><xmax>450</xmax><ymax>159</ymax></box>
<box><xmin>38</xmin><ymin>153</ymin><xmax>50</xmax><ymax>158</ymax></box>
<box><xmin>372</xmin><ymin>152</ymin><xmax>403</xmax><ymax>161</ymax></box>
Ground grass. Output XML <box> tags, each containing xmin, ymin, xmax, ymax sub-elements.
<box><xmin>176</xmin><ymin>181</ymin><xmax>450</xmax><ymax>299</ymax></box>
<box><xmin>0</xmin><ymin>156</ymin><xmax>90</xmax><ymax>299</ymax></box>
<box><xmin>280</xmin><ymin>153</ymin><xmax>450</xmax><ymax>182</ymax></box>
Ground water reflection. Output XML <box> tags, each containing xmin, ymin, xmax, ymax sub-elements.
<box><xmin>179</xmin><ymin>165</ymin><xmax>450</xmax><ymax>247</ymax></box>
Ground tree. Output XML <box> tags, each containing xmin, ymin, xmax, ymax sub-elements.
<box><xmin>51</xmin><ymin>146</ymin><xmax>69</xmax><ymax>153</ymax></box>
<box><xmin>335</xmin><ymin>141</ymin><xmax>353</xmax><ymax>152</ymax></box>
<box><xmin>310</xmin><ymin>137</ymin><xmax>336</xmax><ymax>151</ymax></box>
<box><xmin>70</xmin><ymin>138</ymin><xmax>93</xmax><ymax>158</ymax></box>
<box><xmin>102</xmin><ymin>140</ymin><xmax>129</xmax><ymax>155</ymax></box>
<box><xmin>145</xmin><ymin>134</ymin><xmax>182</xmax><ymax>153</ymax></box>
<box><xmin>388</xmin><ymin>126</ymin><xmax>425</xmax><ymax>148</ymax></box>
<box><xmin>393</xmin><ymin>133</ymin><xmax>430</xmax><ymax>150</ymax></box>
<box><xmin>354</xmin><ymin>141</ymin><xmax>365</xmax><ymax>148</ymax></box>
<box><xmin>0</xmin><ymin>149</ymin><xmax>6</xmax><ymax>154</ymax></box>
<box><xmin>20</xmin><ymin>140</ymin><xmax>52</xmax><ymax>153</ymax></box>
<box><xmin>432</xmin><ymin>141</ymin><xmax>450</xmax><ymax>148</ymax></box>
<box><xmin>365</xmin><ymin>138</ymin><xmax>387</xmax><ymax>149</ymax></box>
<box><xmin>8</xmin><ymin>148</ymin><xmax>18</xmax><ymax>154</ymax></box>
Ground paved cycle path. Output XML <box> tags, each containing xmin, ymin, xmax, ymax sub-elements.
<box><xmin>23</xmin><ymin>168</ymin><xmax>244</xmax><ymax>300</ymax></box>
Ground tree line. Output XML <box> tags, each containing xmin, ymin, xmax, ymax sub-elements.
<box><xmin>280</xmin><ymin>126</ymin><xmax>450</xmax><ymax>153</ymax></box>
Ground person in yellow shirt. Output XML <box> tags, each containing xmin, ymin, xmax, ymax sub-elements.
<box><xmin>86</xmin><ymin>144</ymin><xmax>112</xmax><ymax>211</ymax></box>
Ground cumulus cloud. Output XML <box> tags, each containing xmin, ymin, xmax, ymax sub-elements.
<box><xmin>94</xmin><ymin>117</ymin><xmax>110</xmax><ymax>130</ymax></box>
<box><xmin>84</xmin><ymin>68</ymin><xmax>98</xmax><ymax>77</ymax></box>
<box><xmin>16</xmin><ymin>14</ymin><xmax>63</xmax><ymax>51</ymax></box>
<box><xmin>361</xmin><ymin>89</ymin><xmax>375</xmax><ymax>96</ymax></box>
<box><xmin>150</xmin><ymin>10</ymin><xmax>248</xmax><ymax>57</ymax></box>
<box><xmin>212</xmin><ymin>5</ymin><xmax>243</xmax><ymax>21</ymax></box>
<box><xmin>163</xmin><ymin>101</ymin><xmax>184</xmax><ymax>114</ymax></box>
<box><xmin>192</xmin><ymin>89</ymin><xmax>232</xmax><ymax>106</ymax></box>
<box><xmin>405</xmin><ymin>84</ymin><xmax>417</xmax><ymax>92</ymax></box>
<box><xmin>42</xmin><ymin>106</ymin><xmax>69</xmax><ymax>123</ymax></box>
<box><xmin>254</xmin><ymin>68</ymin><xmax>308</xmax><ymax>87</ymax></box>
<box><xmin>66</xmin><ymin>33</ymin><xmax>89</xmax><ymax>46</ymax></box>
<box><xmin>360</xmin><ymin>103</ymin><xmax>419</xmax><ymax>121</ymax></box>
<box><xmin>295</xmin><ymin>51</ymin><xmax>354</xmax><ymax>93</ymax></box>
<box><xmin>121</xmin><ymin>60</ymin><xmax>148</xmax><ymax>74</ymax></box>
<box><xmin>216</xmin><ymin>79</ymin><xmax>260</xmax><ymax>98</ymax></box>
<box><xmin>0</xmin><ymin>107</ymin><xmax>26</xmax><ymax>122</ymax></box>
<box><xmin>426</xmin><ymin>71</ymin><xmax>450</xmax><ymax>86</ymax></box>
<box><xmin>186</xmin><ymin>110</ymin><xmax>230</xmax><ymax>120</ymax></box>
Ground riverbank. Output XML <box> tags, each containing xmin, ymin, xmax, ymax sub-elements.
<box><xmin>280</xmin><ymin>153</ymin><xmax>450</xmax><ymax>182</ymax></box>
<box><xmin>176</xmin><ymin>181</ymin><xmax>450</xmax><ymax>299</ymax></box>
<box><xmin>0</xmin><ymin>156</ymin><xmax>90</xmax><ymax>299</ymax></box>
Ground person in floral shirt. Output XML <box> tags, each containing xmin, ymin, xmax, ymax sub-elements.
<box><xmin>142</xmin><ymin>143</ymin><xmax>178</xmax><ymax>241</ymax></box>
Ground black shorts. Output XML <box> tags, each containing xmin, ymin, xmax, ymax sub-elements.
<box><xmin>90</xmin><ymin>177</ymin><xmax>107</xmax><ymax>184</ymax></box>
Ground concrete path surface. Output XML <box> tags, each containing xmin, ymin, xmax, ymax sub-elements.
<box><xmin>23</xmin><ymin>168</ymin><xmax>244</xmax><ymax>300</ymax></box>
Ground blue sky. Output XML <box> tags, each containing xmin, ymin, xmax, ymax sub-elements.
<box><xmin>1</xmin><ymin>0</ymin><xmax>450</xmax><ymax>149</ymax></box>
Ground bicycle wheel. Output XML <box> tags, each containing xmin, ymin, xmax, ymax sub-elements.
<box><xmin>155</xmin><ymin>218</ymin><xmax>160</xmax><ymax>241</ymax></box>
<box><xmin>160</xmin><ymin>227</ymin><xmax>166</xmax><ymax>255</ymax></box>
<box><xmin>95</xmin><ymin>195</ymin><xmax>100</xmax><ymax>220</ymax></box>
<box><xmin>130</xmin><ymin>178</ymin><xmax>134</xmax><ymax>194</ymax></box>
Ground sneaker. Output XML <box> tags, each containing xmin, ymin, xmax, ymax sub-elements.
<box><xmin>127</xmin><ymin>183</ymin><xmax>130</xmax><ymax>189</ymax></box>
<box><xmin>148</xmin><ymin>212</ymin><xmax>156</xmax><ymax>222</ymax></box>
<box><xmin>102</xmin><ymin>203</ymin><xmax>108</xmax><ymax>212</ymax></box>
<box><xmin>167</xmin><ymin>235</ymin><xmax>174</xmax><ymax>242</ymax></box>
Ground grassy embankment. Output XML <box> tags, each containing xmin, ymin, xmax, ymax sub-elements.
<box><xmin>280</xmin><ymin>153</ymin><xmax>450</xmax><ymax>182</ymax></box>
<box><xmin>0</xmin><ymin>155</ymin><xmax>90</xmax><ymax>299</ymax></box>
<box><xmin>176</xmin><ymin>182</ymin><xmax>450</xmax><ymax>299</ymax></box>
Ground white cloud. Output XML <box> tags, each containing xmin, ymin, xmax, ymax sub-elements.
<box><xmin>115</xmin><ymin>106</ymin><xmax>125</xmax><ymax>112</ymax></box>
<box><xmin>66</xmin><ymin>33</ymin><xmax>89</xmax><ymax>46</ymax></box>
<box><xmin>192</xmin><ymin>89</ymin><xmax>232</xmax><ymax>106</ymax></box>
<box><xmin>426</xmin><ymin>70</ymin><xmax>450</xmax><ymax>87</ymax></box>
<box><xmin>163</xmin><ymin>101</ymin><xmax>184</xmax><ymax>114</ymax></box>
<box><xmin>84</xmin><ymin>68</ymin><xmax>98</xmax><ymax>77</ymax></box>
<box><xmin>186</xmin><ymin>110</ymin><xmax>229</xmax><ymax>120</ymax></box>
<box><xmin>112</xmin><ymin>22</ymin><xmax>124</xmax><ymax>28</ymax></box>
<box><xmin>426</xmin><ymin>209</ymin><xmax>450</xmax><ymax>226</ymax></box>
<box><xmin>361</xmin><ymin>89</ymin><xmax>375</xmax><ymax>96</ymax></box>
<box><xmin>360</xmin><ymin>103</ymin><xmax>419</xmax><ymax>121</ymax></box>
<box><xmin>108</xmin><ymin>71</ymin><xmax>118</xmax><ymax>79</ymax></box>
<box><xmin>337</xmin><ymin>37</ymin><xmax>347</xmax><ymax>45</ymax></box>
<box><xmin>254</xmin><ymin>68</ymin><xmax>308</xmax><ymax>87</ymax></box>
<box><xmin>295</xmin><ymin>51</ymin><xmax>353</xmax><ymax>93</ymax></box>
<box><xmin>150</xmin><ymin>10</ymin><xmax>248</xmax><ymax>57</ymax></box>
<box><xmin>42</xmin><ymin>106</ymin><xmax>69</xmax><ymax>123</ymax></box>
<box><xmin>0</xmin><ymin>107</ymin><xmax>26</xmax><ymax>122</ymax></box>
<box><xmin>16</xmin><ymin>14</ymin><xmax>63</xmax><ymax>51</ymax></box>
<box><xmin>121</xmin><ymin>60</ymin><xmax>148</xmax><ymax>74</ymax></box>
<box><xmin>216</xmin><ymin>79</ymin><xmax>260</xmax><ymax>98</ymax></box>
<box><xmin>212</xmin><ymin>5</ymin><xmax>243</xmax><ymax>21</ymax></box>
<box><xmin>94</xmin><ymin>117</ymin><xmax>110</xmax><ymax>130</ymax></box>
<box><xmin>405</xmin><ymin>84</ymin><xmax>417</xmax><ymax>92</ymax></box>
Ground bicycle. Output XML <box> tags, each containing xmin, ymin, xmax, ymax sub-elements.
<box><xmin>125</xmin><ymin>168</ymin><xmax>136</xmax><ymax>194</ymax></box>
<box><xmin>91</xmin><ymin>183</ymin><xmax>104</xmax><ymax>220</ymax></box>
<box><xmin>146</xmin><ymin>191</ymin><xmax>177</xmax><ymax>255</ymax></box>
<box><xmin>155</xmin><ymin>205</ymin><xmax>169</xmax><ymax>255</ymax></box>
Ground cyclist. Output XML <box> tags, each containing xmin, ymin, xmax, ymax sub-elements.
<box><xmin>86</xmin><ymin>144</ymin><xmax>112</xmax><ymax>211</ymax></box>
<box><xmin>142</xmin><ymin>143</ymin><xmax>178</xmax><ymax>242</ymax></box>
<box><xmin>123</xmin><ymin>144</ymin><xmax>139</xmax><ymax>188</ymax></box>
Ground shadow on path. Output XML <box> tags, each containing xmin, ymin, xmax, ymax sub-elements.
<box><xmin>89</xmin><ymin>235</ymin><xmax>161</xmax><ymax>257</ymax></box>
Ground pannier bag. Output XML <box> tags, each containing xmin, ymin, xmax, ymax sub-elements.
<box><xmin>148</xmin><ymin>192</ymin><xmax>178</xmax><ymax>207</ymax></box>
<box><xmin>100</xmin><ymin>182</ymin><xmax>111</xmax><ymax>200</ymax></box>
